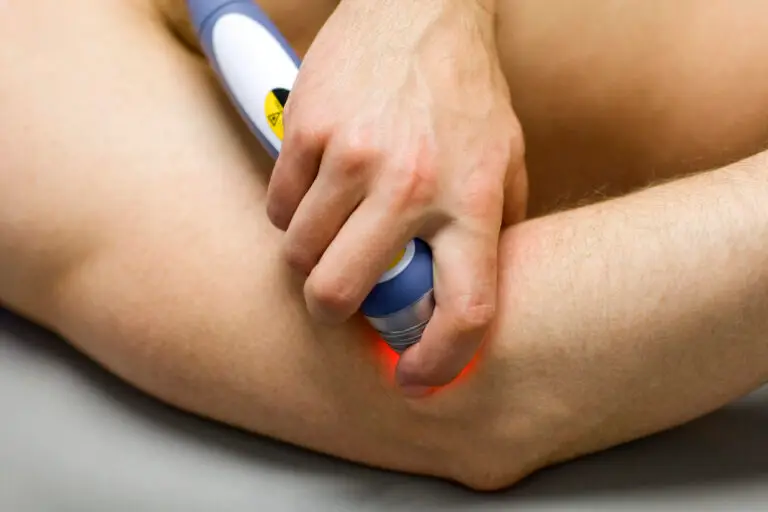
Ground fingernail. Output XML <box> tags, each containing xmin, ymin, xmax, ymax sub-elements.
<box><xmin>400</xmin><ymin>384</ymin><xmax>433</xmax><ymax>398</ymax></box>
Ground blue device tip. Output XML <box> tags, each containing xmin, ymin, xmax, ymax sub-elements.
<box><xmin>186</xmin><ymin>0</ymin><xmax>240</xmax><ymax>34</ymax></box>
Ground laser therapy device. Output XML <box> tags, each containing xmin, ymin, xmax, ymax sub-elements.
<box><xmin>187</xmin><ymin>0</ymin><xmax>434</xmax><ymax>352</ymax></box>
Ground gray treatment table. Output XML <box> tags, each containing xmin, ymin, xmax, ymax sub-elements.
<box><xmin>2</xmin><ymin>308</ymin><xmax>767</xmax><ymax>511</ymax></box>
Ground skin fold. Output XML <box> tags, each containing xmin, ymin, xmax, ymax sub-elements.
<box><xmin>1</xmin><ymin>0</ymin><xmax>767</xmax><ymax>490</ymax></box>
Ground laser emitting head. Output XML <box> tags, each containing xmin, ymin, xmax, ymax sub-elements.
<box><xmin>361</xmin><ymin>239</ymin><xmax>435</xmax><ymax>353</ymax></box>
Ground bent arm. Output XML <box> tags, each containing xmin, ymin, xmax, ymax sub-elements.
<box><xmin>2</xmin><ymin>0</ymin><xmax>768</xmax><ymax>492</ymax></box>
<box><xmin>486</xmin><ymin>154</ymin><xmax>768</xmax><ymax>473</ymax></box>
<box><xmin>47</xmin><ymin>138</ymin><xmax>768</xmax><ymax>491</ymax></box>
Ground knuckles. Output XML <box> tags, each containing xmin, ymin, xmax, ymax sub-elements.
<box><xmin>387</xmin><ymin>162</ymin><xmax>439</xmax><ymax>214</ymax></box>
<box><xmin>281</xmin><ymin>241</ymin><xmax>317</xmax><ymax>277</ymax></box>
<box><xmin>286</xmin><ymin>119</ymin><xmax>444</xmax><ymax>214</ymax></box>
<box><xmin>452</xmin><ymin>296</ymin><xmax>496</xmax><ymax>335</ymax></box>
<box><xmin>332</xmin><ymin>135</ymin><xmax>385</xmax><ymax>176</ymax></box>
<box><xmin>289</xmin><ymin>124</ymin><xmax>326</xmax><ymax>152</ymax></box>
<box><xmin>304</xmin><ymin>273</ymin><xmax>360</xmax><ymax>322</ymax></box>
<box><xmin>329</xmin><ymin>133</ymin><xmax>441</xmax><ymax>214</ymax></box>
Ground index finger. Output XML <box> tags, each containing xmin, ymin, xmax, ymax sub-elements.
<box><xmin>395</xmin><ymin>223</ymin><xmax>500</xmax><ymax>396</ymax></box>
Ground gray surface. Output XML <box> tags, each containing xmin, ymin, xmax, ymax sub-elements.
<box><xmin>1</xmin><ymin>308</ymin><xmax>767</xmax><ymax>511</ymax></box>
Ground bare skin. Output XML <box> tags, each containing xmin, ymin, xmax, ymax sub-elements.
<box><xmin>160</xmin><ymin>0</ymin><xmax>768</xmax><ymax>212</ymax></box>
<box><xmin>1</xmin><ymin>0</ymin><xmax>767</xmax><ymax>490</ymax></box>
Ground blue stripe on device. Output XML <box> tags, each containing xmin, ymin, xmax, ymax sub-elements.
<box><xmin>188</xmin><ymin>0</ymin><xmax>299</xmax><ymax>66</ymax></box>
<box><xmin>361</xmin><ymin>239</ymin><xmax>434</xmax><ymax>318</ymax></box>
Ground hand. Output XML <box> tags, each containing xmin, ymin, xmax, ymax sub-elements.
<box><xmin>266</xmin><ymin>0</ymin><xmax>528</xmax><ymax>393</ymax></box>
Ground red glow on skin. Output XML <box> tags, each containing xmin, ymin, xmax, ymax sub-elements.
<box><xmin>454</xmin><ymin>353</ymin><xmax>480</xmax><ymax>381</ymax></box>
<box><xmin>373</xmin><ymin>336</ymin><xmax>482</xmax><ymax>393</ymax></box>
<box><xmin>373</xmin><ymin>337</ymin><xmax>399</xmax><ymax>383</ymax></box>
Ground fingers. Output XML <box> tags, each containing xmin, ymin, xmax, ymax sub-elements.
<box><xmin>266</xmin><ymin>126</ymin><xmax>325</xmax><ymax>231</ymax></box>
<box><xmin>395</xmin><ymin>221</ymin><xmax>500</xmax><ymax>395</ymax></box>
<box><xmin>281</xmin><ymin>140</ymin><xmax>369</xmax><ymax>276</ymax></box>
<box><xmin>303</xmin><ymin>188</ymin><xmax>421</xmax><ymax>324</ymax></box>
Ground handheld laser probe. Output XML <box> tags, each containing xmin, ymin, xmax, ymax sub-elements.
<box><xmin>187</xmin><ymin>0</ymin><xmax>435</xmax><ymax>352</ymax></box>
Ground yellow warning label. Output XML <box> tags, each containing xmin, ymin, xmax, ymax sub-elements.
<box><xmin>387</xmin><ymin>248</ymin><xmax>407</xmax><ymax>271</ymax></box>
<box><xmin>264</xmin><ymin>89</ymin><xmax>288</xmax><ymax>141</ymax></box>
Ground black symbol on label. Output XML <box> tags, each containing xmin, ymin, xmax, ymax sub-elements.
<box><xmin>273</xmin><ymin>88</ymin><xmax>290</xmax><ymax>106</ymax></box>
<box><xmin>268</xmin><ymin>112</ymin><xmax>282</xmax><ymax>126</ymax></box>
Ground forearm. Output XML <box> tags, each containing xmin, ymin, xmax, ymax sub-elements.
<box><xmin>490</xmin><ymin>152</ymin><xmax>768</xmax><ymax>467</ymax></box>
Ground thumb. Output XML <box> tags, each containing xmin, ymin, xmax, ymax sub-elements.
<box><xmin>395</xmin><ymin>223</ymin><xmax>499</xmax><ymax>394</ymax></box>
